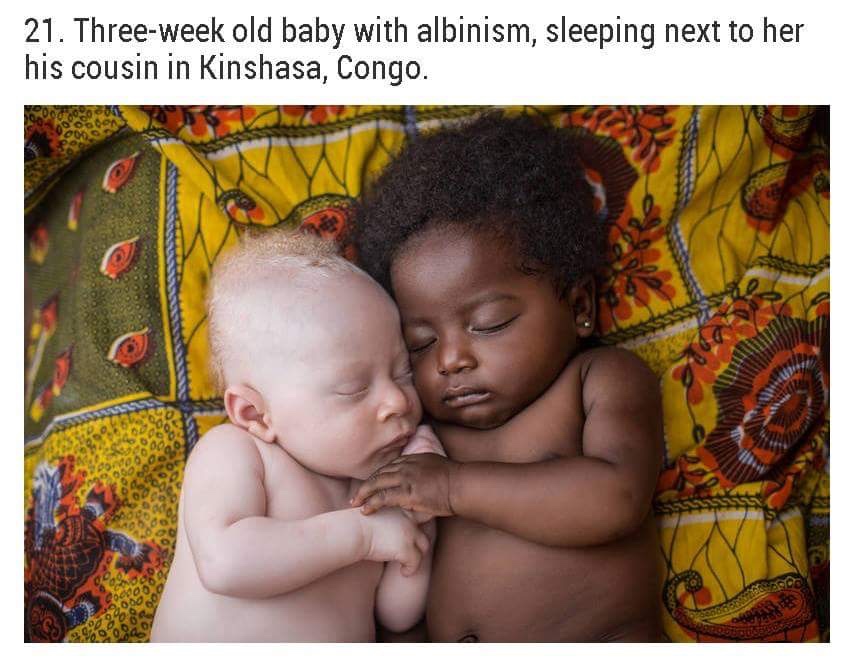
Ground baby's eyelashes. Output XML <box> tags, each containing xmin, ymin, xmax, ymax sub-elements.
<box><xmin>334</xmin><ymin>383</ymin><xmax>369</xmax><ymax>398</ymax></box>
<box><xmin>406</xmin><ymin>338</ymin><xmax>436</xmax><ymax>354</ymax></box>
<box><xmin>470</xmin><ymin>314</ymin><xmax>519</xmax><ymax>334</ymax></box>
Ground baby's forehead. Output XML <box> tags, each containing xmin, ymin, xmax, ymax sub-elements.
<box><xmin>238</xmin><ymin>269</ymin><xmax>399</xmax><ymax>338</ymax></box>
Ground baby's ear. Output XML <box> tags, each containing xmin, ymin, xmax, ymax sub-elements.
<box><xmin>567</xmin><ymin>275</ymin><xmax>596</xmax><ymax>338</ymax></box>
<box><xmin>224</xmin><ymin>384</ymin><xmax>276</xmax><ymax>443</ymax></box>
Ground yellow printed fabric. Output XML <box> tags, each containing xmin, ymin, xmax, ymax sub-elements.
<box><xmin>24</xmin><ymin>105</ymin><xmax>829</xmax><ymax>642</ymax></box>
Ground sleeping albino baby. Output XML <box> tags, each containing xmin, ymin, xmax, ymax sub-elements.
<box><xmin>150</xmin><ymin>229</ymin><xmax>443</xmax><ymax>642</ymax></box>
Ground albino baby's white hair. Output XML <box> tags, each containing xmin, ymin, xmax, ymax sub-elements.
<box><xmin>206</xmin><ymin>227</ymin><xmax>366</xmax><ymax>392</ymax></box>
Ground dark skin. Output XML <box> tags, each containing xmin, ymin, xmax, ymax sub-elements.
<box><xmin>353</xmin><ymin>225</ymin><xmax>663</xmax><ymax>641</ymax></box>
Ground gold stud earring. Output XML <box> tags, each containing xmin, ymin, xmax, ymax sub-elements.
<box><xmin>579</xmin><ymin>320</ymin><xmax>592</xmax><ymax>328</ymax></box>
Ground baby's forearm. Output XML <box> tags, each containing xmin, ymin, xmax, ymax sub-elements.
<box><xmin>375</xmin><ymin>520</ymin><xmax>436</xmax><ymax>633</ymax></box>
<box><xmin>451</xmin><ymin>458</ymin><xmax>651</xmax><ymax>547</ymax></box>
<box><xmin>194</xmin><ymin>508</ymin><xmax>366</xmax><ymax>599</ymax></box>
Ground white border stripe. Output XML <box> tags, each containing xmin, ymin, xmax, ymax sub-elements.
<box><xmin>745</xmin><ymin>267</ymin><xmax>830</xmax><ymax>288</ymax></box>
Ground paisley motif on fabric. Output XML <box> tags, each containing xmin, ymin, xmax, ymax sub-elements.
<box><xmin>106</xmin><ymin>328</ymin><xmax>151</xmax><ymax>368</ymax></box>
<box><xmin>99</xmin><ymin>237</ymin><xmax>140</xmax><ymax>280</ymax></box>
<box><xmin>664</xmin><ymin>570</ymin><xmax>817</xmax><ymax>641</ymax></box>
<box><xmin>102</xmin><ymin>152</ymin><xmax>140</xmax><ymax>193</ymax></box>
<box><xmin>67</xmin><ymin>191</ymin><xmax>84</xmax><ymax>231</ymax></box>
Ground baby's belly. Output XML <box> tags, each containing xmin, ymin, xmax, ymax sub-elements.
<box><xmin>151</xmin><ymin>534</ymin><xmax>378</xmax><ymax>642</ymax></box>
<box><xmin>427</xmin><ymin>516</ymin><xmax>661</xmax><ymax>642</ymax></box>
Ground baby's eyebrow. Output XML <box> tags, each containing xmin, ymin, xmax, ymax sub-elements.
<box><xmin>327</xmin><ymin>360</ymin><xmax>370</xmax><ymax>380</ymax></box>
<box><xmin>401</xmin><ymin>292</ymin><xmax>518</xmax><ymax>326</ymax></box>
<box><xmin>466</xmin><ymin>292</ymin><xmax>518</xmax><ymax>308</ymax></box>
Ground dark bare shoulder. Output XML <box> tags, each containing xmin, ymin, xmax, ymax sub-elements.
<box><xmin>573</xmin><ymin>346</ymin><xmax>660</xmax><ymax>413</ymax></box>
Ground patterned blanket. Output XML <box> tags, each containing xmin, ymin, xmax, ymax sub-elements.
<box><xmin>24</xmin><ymin>105</ymin><xmax>829</xmax><ymax>642</ymax></box>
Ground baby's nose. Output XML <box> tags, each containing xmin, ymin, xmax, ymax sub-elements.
<box><xmin>437</xmin><ymin>338</ymin><xmax>477</xmax><ymax>375</ymax></box>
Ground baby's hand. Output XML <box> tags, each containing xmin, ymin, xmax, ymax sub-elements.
<box><xmin>358</xmin><ymin>507</ymin><xmax>430</xmax><ymax>577</ymax></box>
<box><xmin>400</xmin><ymin>425</ymin><xmax>447</xmax><ymax>523</ymax></box>
<box><xmin>352</xmin><ymin>453</ymin><xmax>457</xmax><ymax>519</ymax></box>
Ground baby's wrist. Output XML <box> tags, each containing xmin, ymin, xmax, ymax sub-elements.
<box><xmin>349</xmin><ymin>507</ymin><xmax>373</xmax><ymax>563</ymax></box>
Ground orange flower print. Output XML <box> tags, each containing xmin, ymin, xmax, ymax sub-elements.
<box><xmin>142</xmin><ymin>106</ymin><xmax>257</xmax><ymax>139</ymax></box>
<box><xmin>671</xmin><ymin>287</ymin><xmax>788</xmax><ymax>405</ymax></box>
<box><xmin>25</xmin><ymin>118</ymin><xmax>62</xmax><ymax>161</ymax></box>
<box><xmin>656</xmin><ymin>452</ymin><xmax>720</xmax><ymax>497</ymax></box>
<box><xmin>281</xmin><ymin>105</ymin><xmax>345</xmax><ymax>125</ymax></box>
<box><xmin>566</xmin><ymin>106</ymin><xmax>676</xmax><ymax>174</ymax></box>
<box><xmin>699</xmin><ymin>316</ymin><xmax>827</xmax><ymax>488</ymax></box>
<box><xmin>598</xmin><ymin>196</ymin><xmax>676</xmax><ymax>333</ymax></box>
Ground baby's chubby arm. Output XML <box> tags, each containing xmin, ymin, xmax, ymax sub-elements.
<box><xmin>373</xmin><ymin>425</ymin><xmax>445</xmax><ymax>632</ymax></box>
<box><xmin>182</xmin><ymin>425</ymin><xmax>429</xmax><ymax>599</ymax></box>
<box><xmin>353</xmin><ymin>348</ymin><xmax>663</xmax><ymax>548</ymax></box>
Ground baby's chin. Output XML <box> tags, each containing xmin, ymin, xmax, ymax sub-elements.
<box><xmin>431</xmin><ymin>402</ymin><xmax>516</xmax><ymax>431</ymax></box>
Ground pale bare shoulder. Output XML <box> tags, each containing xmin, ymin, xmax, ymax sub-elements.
<box><xmin>184</xmin><ymin>423</ymin><xmax>265</xmax><ymax>483</ymax></box>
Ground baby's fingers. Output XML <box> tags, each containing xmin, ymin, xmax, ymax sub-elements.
<box><xmin>351</xmin><ymin>472</ymin><xmax>403</xmax><ymax>508</ymax></box>
<box><xmin>359</xmin><ymin>488</ymin><xmax>405</xmax><ymax>515</ymax></box>
<box><xmin>399</xmin><ymin>543</ymin><xmax>423</xmax><ymax>577</ymax></box>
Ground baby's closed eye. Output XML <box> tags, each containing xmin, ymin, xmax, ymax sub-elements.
<box><xmin>334</xmin><ymin>382</ymin><xmax>369</xmax><ymax>397</ymax></box>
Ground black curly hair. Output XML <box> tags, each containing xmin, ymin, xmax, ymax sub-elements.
<box><xmin>353</xmin><ymin>111</ymin><xmax>606</xmax><ymax>295</ymax></box>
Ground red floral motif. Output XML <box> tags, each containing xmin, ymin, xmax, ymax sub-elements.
<box><xmin>755</xmin><ymin>106</ymin><xmax>817</xmax><ymax>159</ymax></box>
<box><xmin>656</xmin><ymin>451</ymin><xmax>720</xmax><ymax>497</ymax></box>
<box><xmin>142</xmin><ymin>106</ymin><xmax>257</xmax><ymax>139</ymax></box>
<box><xmin>25</xmin><ymin>456</ymin><xmax>163</xmax><ymax>641</ymax></box>
<box><xmin>280</xmin><ymin>105</ymin><xmax>346</xmax><ymax>125</ymax></box>
<box><xmin>25</xmin><ymin>118</ymin><xmax>63</xmax><ymax>160</ymax></box>
<box><xmin>290</xmin><ymin>196</ymin><xmax>359</xmax><ymax>262</ymax></box>
<box><xmin>699</xmin><ymin>316</ymin><xmax>828</xmax><ymax>488</ymax></box>
<box><xmin>657</xmin><ymin>324</ymin><xmax>825</xmax><ymax>500</ymax></box>
<box><xmin>671</xmin><ymin>286</ymin><xmax>789</xmax><ymax>406</ymax></box>
<box><xmin>598</xmin><ymin>196</ymin><xmax>676</xmax><ymax>333</ymax></box>
<box><xmin>300</xmin><ymin>206</ymin><xmax>350</xmax><ymax>241</ymax></box>
<box><xmin>566</xmin><ymin>106</ymin><xmax>676</xmax><ymax>174</ymax></box>
<box><xmin>741</xmin><ymin>151</ymin><xmax>829</xmax><ymax>233</ymax></box>
<box><xmin>218</xmin><ymin>189</ymin><xmax>266</xmax><ymax>224</ymax></box>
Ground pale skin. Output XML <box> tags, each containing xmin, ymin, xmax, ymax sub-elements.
<box><xmin>352</xmin><ymin>227</ymin><xmax>664</xmax><ymax>641</ymax></box>
<box><xmin>150</xmin><ymin>270</ymin><xmax>443</xmax><ymax>642</ymax></box>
